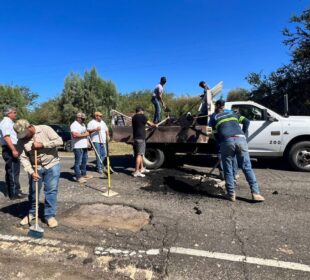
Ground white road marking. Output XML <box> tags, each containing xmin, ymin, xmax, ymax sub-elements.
<box><xmin>170</xmin><ymin>247</ymin><xmax>310</xmax><ymax>273</ymax></box>
<box><xmin>1</xmin><ymin>234</ymin><xmax>309</xmax><ymax>273</ymax></box>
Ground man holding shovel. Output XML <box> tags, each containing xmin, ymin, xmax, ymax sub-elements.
<box><xmin>87</xmin><ymin>111</ymin><xmax>109</xmax><ymax>174</ymax></box>
<box><xmin>209</xmin><ymin>100</ymin><xmax>264</xmax><ymax>202</ymax></box>
<box><xmin>14</xmin><ymin>119</ymin><xmax>63</xmax><ymax>228</ymax></box>
<box><xmin>151</xmin><ymin>76</ymin><xmax>167</xmax><ymax>124</ymax></box>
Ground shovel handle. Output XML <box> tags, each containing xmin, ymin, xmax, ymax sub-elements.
<box><xmin>34</xmin><ymin>150</ymin><xmax>39</xmax><ymax>227</ymax></box>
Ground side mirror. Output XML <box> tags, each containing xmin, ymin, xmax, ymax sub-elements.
<box><xmin>263</xmin><ymin>109</ymin><xmax>277</xmax><ymax>122</ymax></box>
<box><xmin>267</xmin><ymin>116</ymin><xmax>278</xmax><ymax>122</ymax></box>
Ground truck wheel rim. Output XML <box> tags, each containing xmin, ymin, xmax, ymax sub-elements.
<box><xmin>296</xmin><ymin>149</ymin><xmax>310</xmax><ymax>169</ymax></box>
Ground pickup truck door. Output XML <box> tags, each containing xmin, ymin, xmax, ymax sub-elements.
<box><xmin>232</xmin><ymin>104</ymin><xmax>283</xmax><ymax>154</ymax></box>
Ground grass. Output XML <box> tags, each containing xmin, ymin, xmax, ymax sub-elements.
<box><xmin>59</xmin><ymin>141</ymin><xmax>133</xmax><ymax>157</ymax></box>
<box><xmin>0</xmin><ymin>142</ymin><xmax>133</xmax><ymax>157</ymax></box>
<box><xmin>108</xmin><ymin>141</ymin><xmax>132</xmax><ymax>155</ymax></box>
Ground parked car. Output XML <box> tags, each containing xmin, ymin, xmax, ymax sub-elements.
<box><xmin>48</xmin><ymin>124</ymin><xmax>72</xmax><ymax>152</ymax></box>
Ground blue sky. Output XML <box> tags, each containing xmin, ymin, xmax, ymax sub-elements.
<box><xmin>0</xmin><ymin>0</ymin><xmax>308</xmax><ymax>104</ymax></box>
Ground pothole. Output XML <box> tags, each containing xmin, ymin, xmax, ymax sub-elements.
<box><xmin>63</xmin><ymin>204</ymin><xmax>150</xmax><ymax>232</ymax></box>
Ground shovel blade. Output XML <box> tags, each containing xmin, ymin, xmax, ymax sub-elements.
<box><xmin>28</xmin><ymin>224</ymin><xmax>44</xmax><ymax>239</ymax></box>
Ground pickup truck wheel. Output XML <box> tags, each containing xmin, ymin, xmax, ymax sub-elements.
<box><xmin>144</xmin><ymin>148</ymin><xmax>165</xmax><ymax>169</ymax></box>
<box><xmin>288</xmin><ymin>141</ymin><xmax>310</xmax><ymax>172</ymax></box>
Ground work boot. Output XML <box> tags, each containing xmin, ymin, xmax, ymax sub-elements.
<box><xmin>47</xmin><ymin>217</ymin><xmax>58</xmax><ymax>228</ymax></box>
<box><xmin>252</xmin><ymin>193</ymin><xmax>265</xmax><ymax>202</ymax></box>
<box><xmin>82</xmin><ymin>174</ymin><xmax>93</xmax><ymax>180</ymax></box>
<box><xmin>226</xmin><ymin>193</ymin><xmax>236</xmax><ymax>202</ymax></box>
<box><xmin>10</xmin><ymin>191</ymin><xmax>27</xmax><ymax>200</ymax></box>
<box><xmin>20</xmin><ymin>214</ymin><xmax>34</xmax><ymax>226</ymax></box>
<box><xmin>77</xmin><ymin>177</ymin><xmax>87</xmax><ymax>184</ymax></box>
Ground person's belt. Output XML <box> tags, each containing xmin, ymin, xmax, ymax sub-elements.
<box><xmin>227</xmin><ymin>135</ymin><xmax>245</xmax><ymax>139</ymax></box>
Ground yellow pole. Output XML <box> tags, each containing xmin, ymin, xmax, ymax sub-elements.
<box><xmin>107</xmin><ymin>150</ymin><xmax>111</xmax><ymax>195</ymax></box>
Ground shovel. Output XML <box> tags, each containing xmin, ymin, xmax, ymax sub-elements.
<box><xmin>28</xmin><ymin>150</ymin><xmax>44</xmax><ymax>238</ymax></box>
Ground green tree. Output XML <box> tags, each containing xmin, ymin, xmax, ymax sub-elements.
<box><xmin>29</xmin><ymin>98</ymin><xmax>61</xmax><ymax>124</ymax></box>
<box><xmin>283</xmin><ymin>8</ymin><xmax>310</xmax><ymax>64</ymax></box>
<box><xmin>246</xmin><ymin>8</ymin><xmax>310</xmax><ymax>115</ymax></box>
<box><xmin>0</xmin><ymin>85</ymin><xmax>38</xmax><ymax>118</ymax></box>
<box><xmin>226</xmin><ymin>88</ymin><xmax>249</xmax><ymax>101</ymax></box>
<box><xmin>58</xmin><ymin>72</ymin><xmax>84</xmax><ymax>124</ymax></box>
<box><xmin>58</xmin><ymin>67</ymin><xmax>118</xmax><ymax>125</ymax></box>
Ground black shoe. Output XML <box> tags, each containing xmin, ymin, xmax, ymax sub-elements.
<box><xmin>10</xmin><ymin>192</ymin><xmax>27</xmax><ymax>200</ymax></box>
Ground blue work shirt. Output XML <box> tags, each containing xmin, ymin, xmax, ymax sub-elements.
<box><xmin>209</xmin><ymin>110</ymin><xmax>249</xmax><ymax>143</ymax></box>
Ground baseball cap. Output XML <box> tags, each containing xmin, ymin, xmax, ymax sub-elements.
<box><xmin>94</xmin><ymin>111</ymin><xmax>102</xmax><ymax>117</ymax></box>
<box><xmin>14</xmin><ymin>119</ymin><xmax>30</xmax><ymax>139</ymax></box>
<box><xmin>215</xmin><ymin>99</ymin><xmax>225</xmax><ymax>107</ymax></box>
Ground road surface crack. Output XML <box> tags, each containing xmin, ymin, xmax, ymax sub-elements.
<box><xmin>231</xmin><ymin>206</ymin><xmax>250</xmax><ymax>280</ymax></box>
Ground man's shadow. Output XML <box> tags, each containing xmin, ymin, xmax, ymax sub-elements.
<box><xmin>68</xmin><ymin>155</ymin><xmax>134</xmax><ymax>176</ymax></box>
<box><xmin>0</xmin><ymin>201</ymin><xmax>45</xmax><ymax>219</ymax></box>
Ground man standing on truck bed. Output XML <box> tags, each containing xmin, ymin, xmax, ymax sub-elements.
<box><xmin>132</xmin><ymin>106</ymin><xmax>157</xmax><ymax>177</ymax></box>
<box><xmin>209</xmin><ymin>99</ymin><xmax>265</xmax><ymax>202</ymax></box>
<box><xmin>151</xmin><ymin>76</ymin><xmax>167</xmax><ymax>124</ymax></box>
<box><xmin>198</xmin><ymin>81</ymin><xmax>210</xmax><ymax>116</ymax></box>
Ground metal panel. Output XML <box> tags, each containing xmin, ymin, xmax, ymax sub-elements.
<box><xmin>112</xmin><ymin>125</ymin><xmax>211</xmax><ymax>144</ymax></box>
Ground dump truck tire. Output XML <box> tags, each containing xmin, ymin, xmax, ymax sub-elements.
<box><xmin>144</xmin><ymin>148</ymin><xmax>165</xmax><ymax>169</ymax></box>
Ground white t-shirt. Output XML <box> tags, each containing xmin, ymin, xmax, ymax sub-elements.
<box><xmin>152</xmin><ymin>84</ymin><xmax>164</xmax><ymax>98</ymax></box>
<box><xmin>87</xmin><ymin>119</ymin><xmax>108</xmax><ymax>143</ymax></box>
<box><xmin>0</xmin><ymin>117</ymin><xmax>17</xmax><ymax>146</ymax></box>
<box><xmin>70</xmin><ymin>120</ymin><xmax>88</xmax><ymax>149</ymax></box>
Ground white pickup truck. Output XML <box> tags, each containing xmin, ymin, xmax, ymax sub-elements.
<box><xmin>111</xmin><ymin>101</ymin><xmax>310</xmax><ymax>172</ymax></box>
<box><xmin>225</xmin><ymin>101</ymin><xmax>310</xmax><ymax>172</ymax></box>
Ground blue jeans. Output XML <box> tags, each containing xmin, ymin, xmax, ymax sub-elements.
<box><xmin>218</xmin><ymin>152</ymin><xmax>238</xmax><ymax>179</ymax></box>
<box><xmin>28</xmin><ymin>163</ymin><xmax>60</xmax><ymax>219</ymax></box>
<box><xmin>151</xmin><ymin>97</ymin><xmax>161</xmax><ymax>123</ymax></box>
<box><xmin>2</xmin><ymin>146</ymin><xmax>21</xmax><ymax>198</ymax></box>
<box><xmin>93</xmin><ymin>142</ymin><xmax>106</xmax><ymax>171</ymax></box>
<box><xmin>220</xmin><ymin>137</ymin><xmax>260</xmax><ymax>195</ymax></box>
<box><xmin>216</xmin><ymin>143</ymin><xmax>238</xmax><ymax>180</ymax></box>
<box><xmin>73</xmin><ymin>148</ymin><xmax>88</xmax><ymax>179</ymax></box>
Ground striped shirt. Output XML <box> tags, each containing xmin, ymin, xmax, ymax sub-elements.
<box><xmin>209</xmin><ymin>110</ymin><xmax>249</xmax><ymax>142</ymax></box>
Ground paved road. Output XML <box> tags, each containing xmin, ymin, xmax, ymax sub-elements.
<box><xmin>0</xmin><ymin>155</ymin><xmax>309</xmax><ymax>279</ymax></box>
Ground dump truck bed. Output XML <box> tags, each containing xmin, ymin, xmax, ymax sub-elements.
<box><xmin>112</xmin><ymin>125</ymin><xmax>211</xmax><ymax>144</ymax></box>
